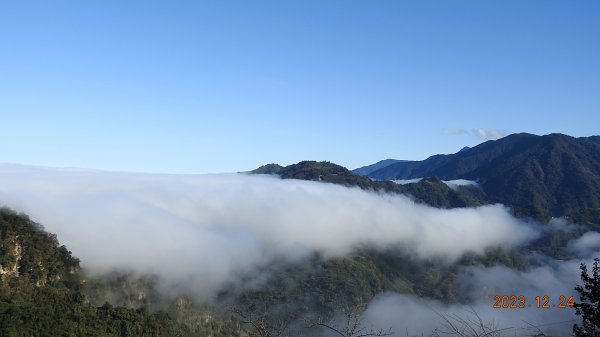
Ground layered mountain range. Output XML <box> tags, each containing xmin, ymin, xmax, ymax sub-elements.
<box><xmin>286</xmin><ymin>133</ymin><xmax>590</xmax><ymax>223</ymax></box>
<box><xmin>253</xmin><ymin>133</ymin><xmax>600</xmax><ymax>224</ymax></box>
<box><xmin>358</xmin><ymin>133</ymin><xmax>600</xmax><ymax>218</ymax></box>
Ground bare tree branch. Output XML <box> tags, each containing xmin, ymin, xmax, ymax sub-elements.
<box><xmin>434</xmin><ymin>307</ymin><xmax>512</xmax><ymax>337</ymax></box>
<box><xmin>231</xmin><ymin>305</ymin><xmax>291</xmax><ymax>337</ymax></box>
<box><xmin>305</xmin><ymin>301</ymin><xmax>393</xmax><ymax>337</ymax></box>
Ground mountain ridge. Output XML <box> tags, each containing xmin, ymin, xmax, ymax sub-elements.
<box><xmin>252</xmin><ymin>133</ymin><xmax>600</xmax><ymax>220</ymax></box>
<box><xmin>251</xmin><ymin>161</ymin><xmax>487</xmax><ymax>210</ymax></box>
<box><xmin>365</xmin><ymin>133</ymin><xmax>600</xmax><ymax>217</ymax></box>
<box><xmin>352</xmin><ymin>159</ymin><xmax>405</xmax><ymax>176</ymax></box>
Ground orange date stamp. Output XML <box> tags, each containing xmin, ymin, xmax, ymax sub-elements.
<box><xmin>493</xmin><ymin>295</ymin><xmax>575</xmax><ymax>309</ymax></box>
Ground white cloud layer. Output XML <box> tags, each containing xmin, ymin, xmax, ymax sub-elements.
<box><xmin>0</xmin><ymin>164</ymin><xmax>537</xmax><ymax>300</ymax></box>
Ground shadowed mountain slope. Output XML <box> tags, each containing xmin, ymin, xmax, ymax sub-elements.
<box><xmin>352</xmin><ymin>159</ymin><xmax>405</xmax><ymax>176</ymax></box>
<box><xmin>367</xmin><ymin>133</ymin><xmax>600</xmax><ymax>217</ymax></box>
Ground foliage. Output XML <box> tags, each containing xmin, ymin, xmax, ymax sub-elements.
<box><xmin>251</xmin><ymin>163</ymin><xmax>283</xmax><ymax>175</ymax></box>
<box><xmin>568</xmin><ymin>209</ymin><xmax>600</xmax><ymax>229</ymax></box>
<box><xmin>573</xmin><ymin>258</ymin><xmax>600</xmax><ymax>337</ymax></box>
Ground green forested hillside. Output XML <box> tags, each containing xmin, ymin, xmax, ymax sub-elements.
<box><xmin>0</xmin><ymin>208</ymin><xmax>241</xmax><ymax>337</ymax></box>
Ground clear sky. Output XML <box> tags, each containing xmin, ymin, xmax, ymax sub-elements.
<box><xmin>1</xmin><ymin>1</ymin><xmax>599</xmax><ymax>173</ymax></box>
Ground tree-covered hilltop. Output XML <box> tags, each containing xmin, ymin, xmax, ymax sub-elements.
<box><xmin>251</xmin><ymin>161</ymin><xmax>487</xmax><ymax>210</ymax></box>
<box><xmin>253</xmin><ymin>161</ymin><xmax>375</xmax><ymax>188</ymax></box>
<box><xmin>0</xmin><ymin>207</ymin><xmax>242</xmax><ymax>337</ymax></box>
<box><xmin>0</xmin><ymin>208</ymin><xmax>80</xmax><ymax>291</ymax></box>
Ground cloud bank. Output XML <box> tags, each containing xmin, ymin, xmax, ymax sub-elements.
<box><xmin>2</xmin><ymin>163</ymin><xmax>595</xmax><ymax>336</ymax></box>
<box><xmin>0</xmin><ymin>164</ymin><xmax>536</xmax><ymax>300</ymax></box>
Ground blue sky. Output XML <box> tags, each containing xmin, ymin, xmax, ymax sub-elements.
<box><xmin>1</xmin><ymin>1</ymin><xmax>598</xmax><ymax>173</ymax></box>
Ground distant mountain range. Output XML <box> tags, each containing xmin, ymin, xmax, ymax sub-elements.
<box><xmin>255</xmin><ymin>133</ymin><xmax>600</xmax><ymax>222</ymax></box>
<box><xmin>252</xmin><ymin>161</ymin><xmax>487</xmax><ymax>211</ymax></box>
<box><xmin>360</xmin><ymin>133</ymin><xmax>600</xmax><ymax>218</ymax></box>
<box><xmin>352</xmin><ymin>159</ymin><xmax>406</xmax><ymax>176</ymax></box>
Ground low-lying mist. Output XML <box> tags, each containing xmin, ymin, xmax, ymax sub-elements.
<box><xmin>1</xmin><ymin>164</ymin><xmax>594</xmax><ymax>335</ymax></box>
<box><xmin>364</xmin><ymin>260</ymin><xmax>584</xmax><ymax>336</ymax></box>
<box><xmin>363</xmin><ymin>219</ymin><xmax>600</xmax><ymax>336</ymax></box>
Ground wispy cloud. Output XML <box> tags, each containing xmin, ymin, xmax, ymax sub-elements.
<box><xmin>472</xmin><ymin>128</ymin><xmax>507</xmax><ymax>140</ymax></box>
<box><xmin>444</xmin><ymin>128</ymin><xmax>507</xmax><ymax>140</ymax></box>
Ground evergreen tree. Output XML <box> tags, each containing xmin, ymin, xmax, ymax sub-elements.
<box><xmin>574</xmin><ymin>258</ymin><xmax>600</xmax><ymax>336</ymax></box>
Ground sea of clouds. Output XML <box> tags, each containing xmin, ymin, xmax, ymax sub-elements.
<box><xmin>1</xmin><ymin>164</ymin><xmax>597</xmax><ymax>335</ymax></box>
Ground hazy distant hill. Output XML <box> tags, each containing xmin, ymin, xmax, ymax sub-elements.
<box><xmin>352</xmin><ymin>159</ymin><xmax>404</xmax><ymax>176</ymax></box>
<box><xmin>367</xmin><ymin>133</ymin><xmax>600</xmax><ymax>218</ymax></box>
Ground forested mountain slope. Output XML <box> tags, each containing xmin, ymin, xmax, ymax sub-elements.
<box><xmin>364</xmin><ymin>133</ymin><xmax>600</xmax><ymax>218</ymax></box>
